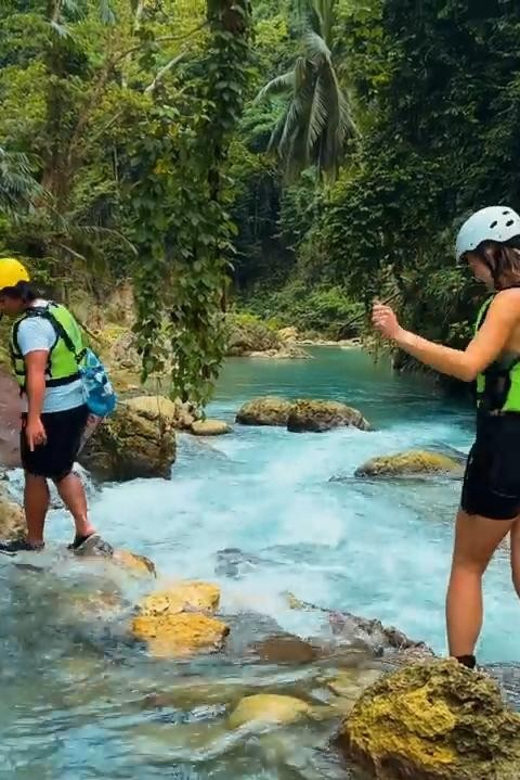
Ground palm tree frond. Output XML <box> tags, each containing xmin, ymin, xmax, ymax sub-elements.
<box><xmin>303</xmin><ymin>31</ymin><xmax>331</xmax><ymax>63</ymax></box>
<box><xmin>255</xmin><ymin>71</ymin><xmax>295</xmax><ymax>103</ymax></box>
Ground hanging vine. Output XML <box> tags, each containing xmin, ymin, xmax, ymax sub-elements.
<box><xmin>128</xmin><ymin>0</ymin><xmax>251</xmax><ymax>406</ymax></box>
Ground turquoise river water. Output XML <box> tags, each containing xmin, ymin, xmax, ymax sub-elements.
<box><xmin>0</xmin><ymin>347</ymin><xmax>519</xmax><ymax>779</ymax></box>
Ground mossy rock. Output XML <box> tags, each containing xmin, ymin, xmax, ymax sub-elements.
<box><xmin>287</xmin><ymin>400</ymin><xmax>372</xmax><ymax>433</ymax></box>
<box><xmin>338</xmin><ymin>659</ymin><xmax>520</xmax><ymax>780</ymax></box>
<box><xmin>79</xmin><ymin>398</ymin><xmax>176</xmax><ymax>481</ymax></box>
<box><xmin>236</xmin><ymin>397</ymin><xmax>293</xmax><ymax>426</ymax></box>
<box><xmin>355</xmin><ymin>450</ymin><xmax>464</xmax><ymax>479</ymax></box>
<box><xmin>226</xmin><ymin>313</ymin><xmax>281</xmax><ymax>357</ymax></box>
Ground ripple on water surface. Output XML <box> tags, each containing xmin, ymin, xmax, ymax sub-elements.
<box><xmin>0</xmin><ymin>348</ymin><xmax>518</xmax><ymax>778</ymax></box>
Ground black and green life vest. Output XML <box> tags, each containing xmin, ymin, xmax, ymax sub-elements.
<box><xmin>10</xmin><ymin>302</ymin><xmax>86</xmax><ymax>391</ymax></box>
<box><xmin>475</xmin><ymin>296</ymin><xmax>520</xmax><ymax>413</ymax></box>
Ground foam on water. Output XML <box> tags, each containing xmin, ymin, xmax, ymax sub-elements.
<box><xmin>31</xmin><ymin>348</ymin><xmax>520</xmax><ymax>662</ymax></box>
<box><xmin>2</xmin><ymin>347</ymin><xmax>520</xmax><ymax>778</ymax></box>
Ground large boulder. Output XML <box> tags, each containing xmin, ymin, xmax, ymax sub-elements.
<box><xmin>355</xmin><ymin>450</ymin><xmax>464</xmax><ymax>479</ymax></box>
<box><xmin>287</xmin><ymin>400</ymin><xmax>372</xmax><ymax>433</ymax></box>
<box><xmin>236</xmin><ymin>397</ymin><xmax>293</xmax><ymax>427</ymax></box>
<box><xmin>125</xmin><ymin>395</ymin><xmax>195</xmax><ymax>430</ymax></box>
<box><xmin>338</xmin><ymin>659</ymin><xmax>520</xmax><ymax>780</ymax></box>
<box><xmin>79</xmin><ymin>396</ymin><xmax>176</xmax><ymax>481</ymax></box>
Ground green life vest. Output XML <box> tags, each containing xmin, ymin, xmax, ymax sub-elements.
<box><xmin>475</xmin><ymin>296</ymin><xmax>520</xmax><ymax>413</ymax></box>
<box><xmin>10</xmin><ymin>302</ymin><xmax>86</xmax><ymax>391</ymax></box>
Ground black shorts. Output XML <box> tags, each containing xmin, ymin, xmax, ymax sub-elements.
<box><xmin>20</xmin><ymin>405</ymin><xmax>89</xmax><ymax>481</ymax></box>
<box><xmin>461</xmin><ymin>412</ymin><xmax>520</xmax><ymax>520</ymax></box>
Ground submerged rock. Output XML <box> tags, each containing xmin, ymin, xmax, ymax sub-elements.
<box><xmin>228</xmin><ymin>694</ymin><xmax>312</xmax><ymax>729</ymax></box>
<box><xmin>338</xmin><ymin>659</ymin><xmax>520</xmax><ymax>780</ymax></box>
<box><xmin>132</xmin><ymin>612</ymin><xmax>230</xmax><ymax>659</ymax></box>
<box><xmin>250</xmin><ymin>634</ymin><xmax>319</xmax><ymax>665</ymax></box>
<box><xmin>287</xmin><ymin>400</ymin><xmax>372</xmax><ymax>433</ymax></box>
<box><xmin>355</xmin><ymin>450</ymin><xmax>464</xmax><ymax>479</ymax></box>
<box><xmin>112</xmin><ymin>549</ymin><xmax>157</xmax><ymax>578</ymax></box>
<box><xmin>236</xmin><ymin>397</ymin><xmax>293</xmax><ymax>426</ymax></box>
<box><xmin>325</xmin><ymin>668</ymin><xmax>385</xmax><ymax>716</ymax></box>
<box><xmin>190</xmin><ymin>419</ymin><xmax>232</xmax><ymax>436</ymax></box>
<box><xmin>79</xmin><ymin>396</ymin><xmax>176</xmax><ymax>481</ymax></box>
<box><xmin>287</xmin><ymin>593</ymin><xmax>432</xmax><ymax>657</ymax></box>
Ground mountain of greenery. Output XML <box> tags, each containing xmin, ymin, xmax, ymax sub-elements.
<box><xmin>2</xmin><ymin>0</ymin><xmax>520</xmax><ymax>397</ymax></box>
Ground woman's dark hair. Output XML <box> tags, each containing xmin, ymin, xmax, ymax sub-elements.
<box><xmin>473</xmin><ymin>235</ymin><xmax>520</xmax><ymax>289</ymax></box>
<box><xmin>0</xmin><ymin>280</ymin><xmax>40</xmax><ymax>303</ymax></box>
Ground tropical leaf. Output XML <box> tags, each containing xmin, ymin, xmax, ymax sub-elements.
<box><xmin>303</xmin><ymin>31</ymin><xmax>331</xmax><ymax>62</ymax></box>
<box><xmin>254</xmin><ymin>0</ymin><xmax>358</xmax><ymax>182</ymax></box>
<box><xmin>0</xmin><ymin>147</ymin><xmax>42</xmax><ymax>215</ymax></box>
<box><xmin>255</xmin><ymin>71</ymin><xmax>295</xmax><ymax>103</ymax></box>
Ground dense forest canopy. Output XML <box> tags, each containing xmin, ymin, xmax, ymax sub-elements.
<box><xmin>2</xmin><ymin>0</ymin><xmax>520</xmax><ymax>398</ymax></box>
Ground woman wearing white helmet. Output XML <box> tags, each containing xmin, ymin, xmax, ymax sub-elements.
<box><xmin>373</xmin><ymin>205</ymin><xmax>520</xmax><ymax>670</ymax></box>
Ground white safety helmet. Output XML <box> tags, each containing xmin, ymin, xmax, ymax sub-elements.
<box><xmin>455</xmin><ymin>206</ymin><xmax>520</xmax><ymax>262</ymax></box>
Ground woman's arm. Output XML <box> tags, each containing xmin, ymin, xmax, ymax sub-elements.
<box><xmin>372</xmin><ymin>289</ymin><xmax>520</xmax><ymax>382</ymax></box>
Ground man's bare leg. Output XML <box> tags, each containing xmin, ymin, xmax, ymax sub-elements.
<box><xmin>510</xmin><ymin>519</ymin><xmax>520</xmax><ymax>598</ymax></box>
<box><xmin>24</xmin><ymin>473</ymin><xmax>49</xmax><ymax>546</ymax></box>
<box><xmin>55</xmin><ymin>471</ymin><xmax>95</xmax><ymax>540</ymax></box>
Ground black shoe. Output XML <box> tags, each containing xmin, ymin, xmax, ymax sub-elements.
<box><xmin>0</xmin><ymin>538</ymin><xmax>44</xmax><ymax>556</ymax></box>
<box><xmin>68</xmin><ymin>533</ymin><xmax>114</xmax><ymax>558</ymax></box>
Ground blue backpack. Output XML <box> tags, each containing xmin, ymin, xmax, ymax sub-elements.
<box><xmin>79</xmin><ymin>347</ymin><xmax>117</xmax><ymax>418</ymax></box>
<box><xmin>39</xmin><ymin>306</ymin><xmax>118</xmax><ymax>418</ymax></box>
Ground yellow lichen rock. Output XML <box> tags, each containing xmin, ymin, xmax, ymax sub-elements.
<box><xmin>228</xmin><ymin>694</ymin><xmax>312</xmax><ymax>729</ymax></box>
<box><xmin>137</xmin><ymin>581</ymin><xmax>221</xmax><ymax>616</ymax></box>
<box><xmin>339</xmin><ymin>659</ymin><xmax>520</xmax><ymax>780</ymax></box>
<box><xmin>132</xmin><ymin>613</ymin><xmax>229</xmax><ymax>659</ymax></box>
<box><xmin>131</xmin><ymin>581</ymin><xmax>226</xmax><ymax>659</ymax></box>
<box><xmin>355</xmin><ymin>450</ymin><xmax>464</xmax><ymax>479</ymax></box>
<box><xmin>112</xmin><ymin>550</ymin><xmax>157</xmax><ymax>578</ymax></box>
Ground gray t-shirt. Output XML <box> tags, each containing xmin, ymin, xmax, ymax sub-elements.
<box><xmin>17</xmin><ymin>300</ymin><xmax>84</xmax><ymax>414</ymax></box>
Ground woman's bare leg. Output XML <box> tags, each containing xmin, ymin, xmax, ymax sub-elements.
<box><xmin>510</xmin><ymin>519</ymin><xmax>520</xmax><ymax>598</ymax></box>
<box><xmin>446</xmin><ymin>509</ymin><xmax>514</xmax><ymax>660</ymax></box>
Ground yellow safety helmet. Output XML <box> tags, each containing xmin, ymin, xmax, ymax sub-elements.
<box><xmin>0</xmin><ymin>257</ymin><xmax>30</xmax><ymax>291</ymax></box>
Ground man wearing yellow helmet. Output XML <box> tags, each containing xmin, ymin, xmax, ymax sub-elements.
<box><xmin>0</xmin><ymin>258</ymin><xmax>110</xmax><ymax>556</ymax></box>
